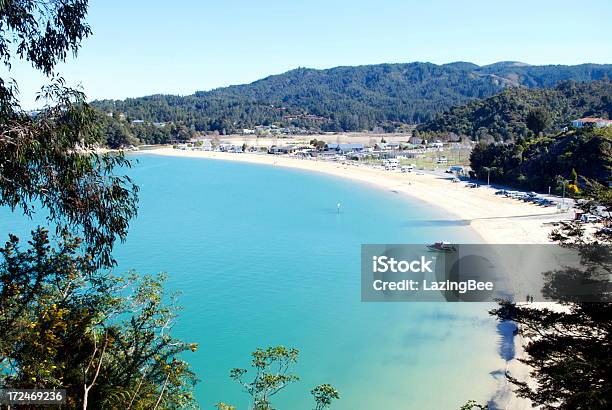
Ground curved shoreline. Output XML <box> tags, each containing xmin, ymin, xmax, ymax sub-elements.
<box><xmin>140</xmin><ymin>147</ymin><xmax>555</xmax><ymax>409</ymax></box>
<box><xmin>141</xmin><ymin>147</ymin><xmax>570</xmax><ymax>245</ymax></box>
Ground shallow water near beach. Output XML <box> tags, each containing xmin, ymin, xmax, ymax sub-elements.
<box><xmin>0</xmin><ymin>154</ymin><xmax>505</xmax><ymax>409</ymax></box>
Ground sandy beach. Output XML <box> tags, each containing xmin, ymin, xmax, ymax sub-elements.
<box><xmin>143</xmin><ymin>147</ymin><xmax>571</xmax><ymax>245</ymax></box>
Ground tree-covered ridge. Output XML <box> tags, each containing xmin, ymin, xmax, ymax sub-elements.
<box><xmin>419</xmin><ymin>80</ymin><xmax>612</xmax><ymax>141</ymax></box>
<box><xmin>92</xmin><ymin>62</ymin><xmax>612</xmax><ymax>133</ymax></box>
<box><xmin>470</xmin><ymin>127</ymin><xmax>612</xmax><ymax>192</ymax></box>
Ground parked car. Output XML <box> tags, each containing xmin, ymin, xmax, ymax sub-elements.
<box><xmin>581</xmin><ymin>214</ymin><xmax>601</xmax><ymax>223</ymax></box>
<box><xmin>534</xmin><ymin>198</ymin><xmax>548</xmax><ymax>205</ymax></box>
<box><xmin>446</xmin><ymin>166</ymin><xmax>465</xmax><ymax>174</ymax></box>
<box><xmin>597</xmin><ymin>227</ymin><xmax>612</xmax><ymax>235</ymax></box>
<box><xmin>535</xmin><ymin>198</ymin><xmax>554</xmax><ymax>206</ymax></box>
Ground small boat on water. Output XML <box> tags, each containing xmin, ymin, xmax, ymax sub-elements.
<box><xmin>427</xmin><ymin>241</ymin><xmax>457</xmax><ymax>252</ymax></box>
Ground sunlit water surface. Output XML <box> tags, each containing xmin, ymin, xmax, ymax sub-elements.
<box><xmin>0</xmin><ymin>155</ymin><xmax>505</xmax><ymax>409</ymax></box>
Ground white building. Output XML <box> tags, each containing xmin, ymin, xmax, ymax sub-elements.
<box><xmin>571</xmin><ymin>117</ymin><xmax>612</xmax><ymax>128</ymax></box>
<box><xmin>199</xmin><ymin>139</ymin><xmax>213</xmax><ymax>151</ymax></box>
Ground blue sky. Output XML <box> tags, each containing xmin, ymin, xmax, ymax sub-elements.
<box><xmin>10</xmin><ymin>0</ymin><xmax>612</xmax><ymax>108</ymax></box>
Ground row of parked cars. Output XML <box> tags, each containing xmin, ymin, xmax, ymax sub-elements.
<box><xmin>495</xmin><ymin>190</ymin><xmax>556</xmax><ymax>207</ymax></box>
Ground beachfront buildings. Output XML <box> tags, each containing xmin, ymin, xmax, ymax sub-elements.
<box><xmin>269</xmin><ymin>145</ymin><xmax>298</xmax><ymax>155</ymax></box>
<box><xmin>326</xmin><ymin>143</ymin><xmax>365</xmax><ymax>154</ymax></box>
<box><xmin>571</xmin><ymin>117</ymin><xmax>612</xmax><ymax>128</ymax></box>
<box><xmin>218</xmin><ymin>142</ymin><xmax>244</xmax><ymax>153</ymax></box>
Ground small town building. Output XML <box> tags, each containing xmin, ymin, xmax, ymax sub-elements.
<box><xmin>326</xmin><ymin>143</ymin><xmax>365</xmax><ymax>154</ymax></box>
<box><xmin>218</xmin><ymin>142</ymin><xmax>243</xmax><ymax>153</ymax></box>
<box><xmin>571</xmin><ymin>117</ymin><xmax>612</xmax><ymax>128</ymax></box>
<box><xmin>268</xmin><ymin>145</ymin><xmax>297</xmax><ymax>155</ymax></box>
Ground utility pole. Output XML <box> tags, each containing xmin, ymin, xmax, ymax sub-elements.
<box><xmin>562</xmin><ymin>181</ymin><xmax>566</xmax><ymax>206</ymax></box>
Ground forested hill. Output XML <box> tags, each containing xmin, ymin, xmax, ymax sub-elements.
<box><xmin>418</xmin><ymin>80</ymin><xmax>612</xmax><ymax>141</ymax></box>
<box><xmin>93</xmin><ymin>62</ymin><xmax>612</xmax><ymax>133</ymax></box>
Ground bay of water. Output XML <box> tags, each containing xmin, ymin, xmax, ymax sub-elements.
<box><xmin>0</xmin><ymin>154</ymin><xmax>504</xmax><ymax>409</ymax></box>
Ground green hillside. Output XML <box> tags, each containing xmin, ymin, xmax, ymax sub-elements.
<box><xmin>470</xmin><ymin>127</ymin><xmax>612</xmax><ymax>192</ymax></box>
<box><xmin>418</xmin><ymin>80</ymin><xmax>612</xmax><ymax>141</ymax></box>
<box><xmin>93</xmin><ymin>62</ymin><xmax>612</xmax><ymax>133</ymax></box>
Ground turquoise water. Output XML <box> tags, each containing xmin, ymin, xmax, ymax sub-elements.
<box><xmin>0</xmin><ymin>154</ymin><xmax>504</xmax><ymax>409</ymax></box>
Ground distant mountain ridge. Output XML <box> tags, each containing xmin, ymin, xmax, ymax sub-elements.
<box><xmin>93</xmin><ymin>62</ymin><xmax>612</xmax><ymax>132</ymax></box>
